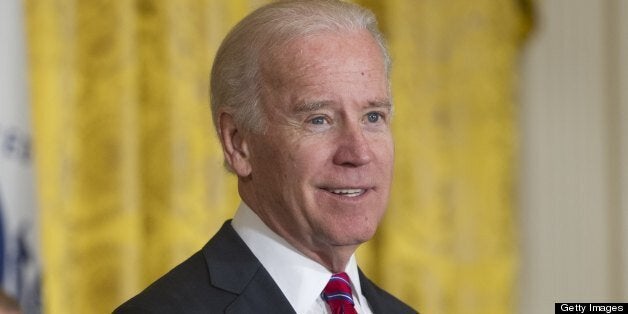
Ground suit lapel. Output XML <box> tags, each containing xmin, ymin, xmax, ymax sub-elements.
<box><xmin>359</xmin><ymin>268</ymin><xmax>386</xmax><ymax>314</ymax></box>
<box><xmin>224</xmin><ymin>268</ymin><xmax>295</xmax><ymax>314</ymax></box>
<box><xmin>359</xmin><ymin>268</ymin><xmax>418</xmax><ymax>314</ymax></box>
<box><xmin>202</xmin><ymin>221</ymin><xmax>296</xmax><ymax>314</ymax></box>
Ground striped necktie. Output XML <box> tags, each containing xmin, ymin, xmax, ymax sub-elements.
<box><xmin>321</xmin><ymin>272</ymin><xmax>358</xmax><ymax>314</ymax></box>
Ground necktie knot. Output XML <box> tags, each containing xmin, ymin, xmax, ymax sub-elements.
<box><xmin>321</xmin><ymin>272</ymin><xmax>357</xmax><ymax>314</ymax></box>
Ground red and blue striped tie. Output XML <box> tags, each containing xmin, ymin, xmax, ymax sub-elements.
<box><xmin>321</xmin><ymin>272</ymin><xmax>358</xmax><ymax>314</ymax></box>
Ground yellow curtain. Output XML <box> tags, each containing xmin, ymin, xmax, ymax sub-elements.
<box><xmin>356</xmin><ymin>1</ymin><xmax>532</xmax><ymax>313</ymax></box>
<box><xmin>25</xmin><ymin>0</ymin><xmax>530</xmax><ymax>313</ymax></box>
<box><xmin>25</xmin><ymin>1</ymin><xmax>257</xmax><ymax>313</ymax></box>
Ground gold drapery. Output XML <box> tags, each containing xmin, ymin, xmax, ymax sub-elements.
<box><xmin>356</xmin><ymin>1</ymin><xmax>531</xmax><ymax>313</ymax></box>
<box><xmin>25</xmin><ymin>0</ymin><xmax>530</xmax><ymax>313</ymax></box>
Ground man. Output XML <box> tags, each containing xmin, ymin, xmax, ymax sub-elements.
<box><xmin>115</xmin><ymin>1</ymin><xmax>416</xmax><ymax>313</ymax></box>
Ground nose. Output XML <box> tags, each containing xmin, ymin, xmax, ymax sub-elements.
<box><xmin>332</xmin><ymin>124</ymin><xmax>372</xmax><ymax>167</ymax></box>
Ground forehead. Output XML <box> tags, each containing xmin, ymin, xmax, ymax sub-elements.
<box><xmin>260</xmin><ymin>30</ymin><xmax>388</xmax><ymax>91</ymax></box>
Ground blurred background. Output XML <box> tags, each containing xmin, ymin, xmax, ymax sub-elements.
<box><xmin>0</xmin><ymin>0</ymin><xmax>625</xmax><ymax>313</ymax></box>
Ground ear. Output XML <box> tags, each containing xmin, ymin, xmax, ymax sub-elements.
<box><xmin>218</xmin><ymin>112</ymin><xmax>252</xmax><ymax>177</ymax></box>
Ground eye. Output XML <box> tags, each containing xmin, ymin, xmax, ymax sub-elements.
<box><xmin>366</xmin><ymin>112</ymin><xmax>382</xmax><ymax>123</ymax></box>
<box><xmin>309</xmin><ymin>116</ymin><xmax>327</xmax><ymax>125</ymax></box>
<box><xmin>304</xmin><ymin>114</ymin><xmax>332</xmax><ymax>132</ymax></box>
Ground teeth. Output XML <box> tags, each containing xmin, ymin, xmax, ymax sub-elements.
<box><xmin>328</xmin><ymin>189</ymin><xmax>364</xmax><ymax>197</ymax></box>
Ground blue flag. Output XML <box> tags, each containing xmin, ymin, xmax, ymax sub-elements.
<box><xmin>0</xmin><ymin>0</ymin><xmax>42</xmax><ymax>313</ymax></box>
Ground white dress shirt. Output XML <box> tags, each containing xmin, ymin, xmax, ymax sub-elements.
<box><xmin>231</xmin><ymin>202</ymin><xmax>374</xmax><ymax>314</ymax></box>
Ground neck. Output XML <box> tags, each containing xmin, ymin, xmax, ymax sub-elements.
<box><xmin>308</xmin><ymin>246</ymin><xmax>357</xmax><ymax>273</ymax></box>
<box><xmin>271</xmin><ymin>231</ymin><xmax>358</xmax><ymax>273</ymax></box>
<box><xmin>261</xmin><ymin>214</ymin><xmax>359</xmax><ymax>273</ymax></box>
<box><xmin>241</xmin><ymin>201</ymin><xmax>358</xmax><ymax>273</ymax></box>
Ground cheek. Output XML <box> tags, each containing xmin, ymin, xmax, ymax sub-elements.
<box><xmin>250</xmin><ymin>137</ymin><xmax>291</xmax><ymax>183</ymax></box>
<box><xmin>376</xmin><ymin>135</ymin><xmax>395</xmax><ymax>167</ymax></box>
<box><xmin>290</xmin><ymin>138</ymin><xmax>333</xmax><ymax>168</ymax></box>
<box><xmin>262</xmin><ymin>141</ymin><xmax>319</xmax><ymax>189</ymax></box>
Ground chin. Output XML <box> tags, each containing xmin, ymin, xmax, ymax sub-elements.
<box><xmin>330</xmin><ymin>224</ymin><xmax>380</xmax><ymax>247</ymax></box>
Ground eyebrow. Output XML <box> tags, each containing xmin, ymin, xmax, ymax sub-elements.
<box><xmin>369</xmin><ymin>99</ymin><xmax>393</xmax><ymax>111</ymax></box>
<box><xmin>293</xmin><ymin>101</ymin><xmax>331</xmax><ymax>114</ymax></box>
<box><xmin>292</xmin><ymin>99</ymin><xmax>392</xmax><ymax>114</ymax></box>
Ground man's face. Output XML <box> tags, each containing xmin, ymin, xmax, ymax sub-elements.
<box><xmin>241</xmin><ymin>30</ymin><xmax>393</xmax><ymax>259</ymax></box>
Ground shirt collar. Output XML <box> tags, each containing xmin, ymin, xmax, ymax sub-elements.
<box><xmin>231</xmin><ymin>202</ymin><xmax>364</xmax><ymax>314</ymax></box>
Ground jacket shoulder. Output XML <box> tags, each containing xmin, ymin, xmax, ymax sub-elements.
<box><xmin>113</xmin><ymin>221</ymin><xmax>248</xmax><ymax>314</ymax></box>
<box><xmin>113</xmin><ymin>250</ymin><xmax>236</xmax><ymax>314</ymax></box>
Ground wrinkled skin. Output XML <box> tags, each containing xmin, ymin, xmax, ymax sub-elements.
<box><xmin>220</xmin><ymin>29</ymin><xmax>394</xmax><ymax>272</ymax></box>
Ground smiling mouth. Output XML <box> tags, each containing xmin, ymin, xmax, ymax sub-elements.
<box><xmin>323</xmin><ymin>188</ymin><xmax>367</xmax><ymax>198</ymax></box>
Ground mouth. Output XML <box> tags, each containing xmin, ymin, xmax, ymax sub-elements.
<box><xmin>322</xmin><ymin>187</ymin><xmax>368</xmax><ymax>198</ymax></box>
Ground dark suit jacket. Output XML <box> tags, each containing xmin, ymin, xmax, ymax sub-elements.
<box><xmin>114</xmin><ymin>220</ymin><xmax>417</xmax><ymax>314</ymax></box>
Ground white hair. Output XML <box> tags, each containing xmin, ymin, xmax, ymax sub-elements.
<box><xmin>209</xmin><ymin>0</ymin><xmax>391</xmax><ymax>134</ymax></box>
